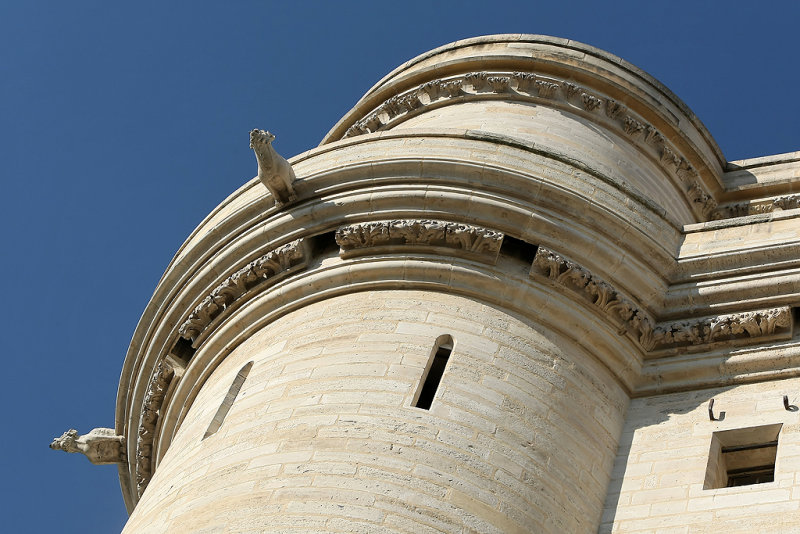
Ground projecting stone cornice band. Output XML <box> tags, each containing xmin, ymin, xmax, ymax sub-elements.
<box><xmin>530</xmin><ymin>246</ymin><xmax>795</xmax><ymax>352</ymax></box>
<box><xmin>713</xmin><ymin>195</ymin><xmax>800</xmax><ymax>219</ymax></box>
<box><xmin>530</xmin><ymin>246</ymin><xmax>656</xmax><ymax>350</ymax></box>
<box><xmin>335</xmin><ymin>219</ymin><xmax>504</xmax><ymax>263</ymax></box>
<box><xmin>135</xmin><ymin>357</ymin><xmax>177</xmax><ymax>497</ymax></box>
<box><xmin>338</xmin><ymin>70</ymin><xmax>716</xmax><ymax>221</ymax></box>
<box><xmin>178</xmin><ymin>239</ymin><xmax>310</xmax><ymax>343</ymax></box>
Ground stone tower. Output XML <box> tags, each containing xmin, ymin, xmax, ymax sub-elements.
<box><xmin>53</xmin><ymin>35</ymin><xmax>800</xmax><ymax>533</ymax></box>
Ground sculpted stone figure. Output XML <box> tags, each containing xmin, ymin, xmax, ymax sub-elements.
<box><xmin>250</xmin><ymin>129</ymin><xmax>297</xmax><ymax>204</ymax></box>
<box><xmin>50</xmin><ymin>428</ymin><xmax>125</xmax><ymax>465</ymax></box>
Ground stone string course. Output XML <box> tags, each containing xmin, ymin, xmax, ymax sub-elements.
<box><xmin>713</xmin><ymin>194</ymin><xmax>800</xmax><ymax>219</ymax></box>
<box><xmin>178</xmin><ymin>239</ymin><xmax>309</xmax><ymax>342</ymax></box>
<box><xmin>530</xmin><ymin>246</ymin><xmax>794</xmax><ymax>352</ymax></box>
<box><xmin>135</xmin><ymin>357</ymin><xmax>175</xmax><ymax>497</ymax></box>
<box><xmin>341</xmin><ymin>71</ymin><xmax>717</xmax><ymax>220</ymax></box>
<box><xmin>335</xmin><ymin>219</ymin><xmax>504</xmax><ymax>259</ymax></box>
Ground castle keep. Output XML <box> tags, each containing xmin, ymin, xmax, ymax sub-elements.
<box><xmin>53</xmin><ymin>35</ymin><xmax>800</xmax><ymax>532</ymax></box>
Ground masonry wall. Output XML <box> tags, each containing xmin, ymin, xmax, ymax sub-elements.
<box><xmin>123</xmin><ymin>290</ymin><xmax>629</xmax><ymax>533</ymax></box>
<box><xmin>602</xmin><ymin>378</ymin><xmax>800</xmax><ymax>533</ymax></box>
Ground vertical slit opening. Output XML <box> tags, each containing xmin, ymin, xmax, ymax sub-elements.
<box><xmin>414</xmin><ymin>335</ymin><xmax>453</xmax><ymax>410</ymax></box>
<box><xmin>203</xmin><ymin>361</ymin><xmax>253</xmax><ymax>440</ymax></box>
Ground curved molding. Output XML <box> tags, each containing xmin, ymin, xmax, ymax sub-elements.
<box><xmin>335</xmin><ymin>219</ymin><xmax>504</xmax><ymax>263</ymax></box>
<box><xmin>135</xmin><ymin>357</ymin><xmax>175</xmax><ymax>498</ymax></box>
<box><xmin>530</xmin><ymin>245</ymin><xmax>794</xmax><ymax>353</ymax></box>
<box><xmin>530</xmin><ymin>246</ymin><xmax>655</xmax><ymax>349</ymax></box>
<box><xmin>713</xmin><ymin>194</ymin><xmax>800</xmax><ymax>219</ymax></box>
<box><xmin>178</xmin><ymin>239</ymin><xmax>310</xmax><ymax>343</ymax></box>
<box><xmin>336</xmin><ymin>70</ymin><xmax>716</xmax><ymax>220</ymax></box>
<box><xmin>650</xmin><ymin>306</ymin><xmax>793</xmax><ymax>352</ymax></box>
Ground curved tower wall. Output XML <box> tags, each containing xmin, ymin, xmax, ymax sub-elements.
<box><xmin>107</xmin><ymin>35</ymin><xmax>800</xmax><ymax>533</ymax></box>
<box><xmin>124</xmin><ymin>291</ymin><xmax>628</xmax><ymax>533</ymax></box>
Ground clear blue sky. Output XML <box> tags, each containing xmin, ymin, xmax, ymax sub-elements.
<box><xmin>2</xmin><ymin>2</ymin><xmax>798</xmax><ymax>532</ymax></box>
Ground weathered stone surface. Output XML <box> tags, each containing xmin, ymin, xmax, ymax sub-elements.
<box><xmin>50</xmin><ymin>428</ymin><xmax>124</xmax><ymax>465</ymax></box>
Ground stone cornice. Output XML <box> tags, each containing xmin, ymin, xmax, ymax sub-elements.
<box><xmin>335</xmin><ymin>219</ymin><xmax>503</xmax><ymax>263</ymax></box>
<box><xmin>135</xmin><ymin>357</ymin><xmax>175</xmax><ymax>498</ymax></box>
<box><xmin>649</xmin><ymin>307</ymin><xmax>793</xmax><ymax>353</ymax></box>
<box><xmin>530</xmin><ymin>246</ymin><xmax>795</xmax><ymax>353</ymax></box>
<box><xmin>337</xmin><ymin>70</ymin><xmax>716</xmax><ymax>221</ymax></box>
<box><xmin>530</xmin><ymin>246</ymin><xmax>656</xmax><ymax>350</ymax></box>
<box><xmin>178</xmin><ymin>239</ymin><xmax>310</xmax><ymax>344</ymax></box>
<box><xmin>712</xmin><ymin>194</ymin><xmax>800</xmax><ymax>219</ymax></box>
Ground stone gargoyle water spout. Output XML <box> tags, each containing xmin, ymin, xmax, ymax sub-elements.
<box><xmin>250</xmin><ymin>129</ymin><xmax>297</xmax><ymax>205</ymax></box>
<box><xmin>49</xmin><ymin>428</ymin><xmax>125</xmax><ymax>465</ymax></box>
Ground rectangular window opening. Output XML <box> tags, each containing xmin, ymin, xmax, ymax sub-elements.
<box><xmin>413</xmin><ymin>336</ymin><xmax>453</xmax><ymax>410</ymax></box>
<box><xmin>312</xmin><ymin>230</ymin><xmax>340</xmax><ymax>258</ymax></box>
<box><xmin>170</xmin><ymin>336</ymin><xmax>196</xmax><ymax>364</ymax></box>
<box><xmin>499</xmin><ymin>236</ymin><xmax>538</xmax><ymax>265</ymax></box>
<box><xmin>703</xmin><ymin>423</ymin><xmax>781</xmax><ymax>489</ymax></box>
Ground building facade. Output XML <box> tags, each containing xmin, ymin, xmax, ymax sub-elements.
<box><xmin>53</xmin><ymin>35</ymin><xmax>800</xmax><ymax>532</ymax></box>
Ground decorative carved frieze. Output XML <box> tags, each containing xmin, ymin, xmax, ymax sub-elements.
<box><xmin>712</xmin><ymin>194</ymin><xmax>800</xmax><ymax>219</ymax></box>
<box><xmin>339</xmin><ymin>70</ymin><xmax>718</xmax><ymax>221</ymax></box>
<box><xmin>530</xmin><ymin>247</ymin><xmax>655</xmax><ymax>348</ymax></box>
<box><xmin>513</xmin><ymin>72</ymin><xmax>537</xmax><ymax>92</ymax></box>
<box><xmin>136</xmin><ymin>357</ymin><xmax>175</xmax><ymax>497</ymax></box>
<box><xmin>650</xmin><ymin>307</ymin><xmax>793</xmax><ymax>350</ymax></box>
<box><xmin>487</xmin><ymin>76</ymin><xmax>511</xmax><ymax>93</ymax></box>
<box><xmin>605</xmin><ymin>99</ymin><xmax>625</xmax><ymax>119</ymax></box>
<box><xmin>531</xmin><ymin>246</ymin><xmax>793</xmax><ymax>351</ymax></box>
<box><xmin>178</xmin><ymin>239</ymin><xmax>309</xmax><ymax>342</ymax></box>
<box><xmin>534</xmin><ymin>80</ymin><xmax>560</xmax><ymax>99</ymax></box>
<box><xmin>623</xmin><ymin>116</ymin><xmax>645</xmax><ymax>137</ymax></box>
<box><xmin>465</xmin><ymin>72</ymin><xmax>489</xmax><ymax>92</ymax></box>
<box><xmin>562</xmin><ymin>82</ymin><xmax>581</xmax><ymax>99</ymax></box>
<box><xmin>336</xmin><ymin>219</ymin><xmax>504</xmax><ymax>261</ymax></box>
<box><xmin>581</xmin><ymin>93</ymin><xmax>603</xmax><ymax>111</ymax></box>
<box><xmin>644</xmin><ymin>126</ymin><xmax>663</xmax><ymax>146</ymax></box>
<box><xmin>660</xmin><ymin>146</ymin><xmax>681</xmax><ymax>169</ymax></box>
<box><xmin>687</xmin><ymin>182</ymin><xmax>718</xmax><ymax>219</ymax></box>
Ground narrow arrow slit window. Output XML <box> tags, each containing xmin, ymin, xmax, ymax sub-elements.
<box><xmin>414</xmin><ymin>335</ymin><xmax>453</xmax><ymax>410</ymax></box>
<box><xmin>203</xmin><ymin>361</ymin><xmax>253</xmax><ymax>439</ymax></box>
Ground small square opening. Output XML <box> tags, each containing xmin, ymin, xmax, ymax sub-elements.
<box><xmin>704</xmin><ymin>423</ymin><xmax>781</xmax><ymax>489</ymax></box>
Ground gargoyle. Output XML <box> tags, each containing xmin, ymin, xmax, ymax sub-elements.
<box><xmin>250</xmin><ymin>129</ymin><xmax>297</xmax><ymax>204</ymax></box>
<box><xmin>50</xmin><ymin>428</ymin><xmax>125</xmax><ymax>465</ymax></box>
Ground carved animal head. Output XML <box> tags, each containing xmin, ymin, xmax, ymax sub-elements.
<box><xmin>50</xmin><ymin>429</ymin><xmax>79</xmax><ymax>452</ymax></box>
<box><xmin>250</xmin><ymin>129</ymin><xmax>275</xmax><ymax>149</ymax></box>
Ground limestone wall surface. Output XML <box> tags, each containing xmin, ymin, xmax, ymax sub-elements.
<box><xmin>123</xmin><ymin>290</ymin><xmax>628</xmax><ymax>534</ymax></box>
<box><xmin>603</xmin><ymin>378</ymin><xmax>800</xmax><ymax>533</ymax></box>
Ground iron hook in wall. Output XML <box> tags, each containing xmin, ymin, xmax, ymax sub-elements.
<box><xmin>784</xmin><ymin>395</ymin><xmax>797</xmax><ymax>412</ymax></box>
<box><xmin>708</xmin><ymin>399</ymin><xmax>725</xmax><ymax>421</ymax></box>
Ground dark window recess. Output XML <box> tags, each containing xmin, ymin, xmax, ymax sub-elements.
<box><xmin>170</xmin><ymin>337</ymin><xmax>196</xmax><ymax>364</ymax></box>
<box><xmin>499</xmin><ymin>236</ymin><xmax>538</xmax><ymax>265</ymax></box>
<box><xmin>703</xmin><ymin>423</ymin><xmax>781</xmax><ymax>489</ymax></box>
<box><xmin>414</xmin><ymin>336</ymin><xmax>453</xmax><ymax>410</ymax></box>
<box><xmin>203</xmin><ymin>361</ymin><xmax>254</xmax><ymax>439</ymax></box>
<box><xmin>312</xmin><ymin>230</ymin><xmax>340</xmax><ymax>257</ymax></box>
